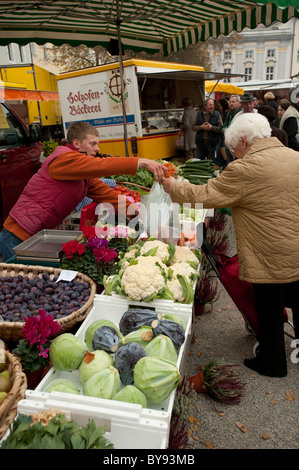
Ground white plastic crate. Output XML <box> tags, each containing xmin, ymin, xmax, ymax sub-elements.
<box><xmin>103</xmin><ymin>291</ymin><xmax>194</xmax><ymax>315</ymax></box>
<box><xmin>16</xmin><ymin>391</ymin><xmax>169</xmax><ymax>449</ymax></box>
<box><xmin>29</xmin><ymin>295</ymin><xmax>191</xmax><ymax>448</ymax></box>
<box><xmin>103</xmin><ymin>248</ymin><xmax>201</xmax><ymax>313</ymax></box>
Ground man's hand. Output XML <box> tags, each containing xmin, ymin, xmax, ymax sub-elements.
<box><xmin>162</xmin><ymin>176</ymin><xmax>176</xmax><ymax>194</ymax></box>
<box><xmin>138</xmin><ymin>158</ymin><xmax>168</xmax><ymax>182</ymax></box>
<box><xmin>201</xmin><ymin>122</ymin><xmax>211</xmax><ymax>131</ymax></box>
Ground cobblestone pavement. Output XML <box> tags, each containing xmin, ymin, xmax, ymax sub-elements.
<box><xmin>185</xmin><ymin>216</ymin><xmax>298</xmax><ymax>450</ymax></box>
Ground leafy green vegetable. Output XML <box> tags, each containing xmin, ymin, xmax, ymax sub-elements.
<box><xmin>111</xmin><ymin>168</ymin><xmax>155</xmax><ymax>189</ymax></box>
<box><xmin>0</xmin><ymin>413</ymin><xmax>114</xmax><ymax>449</ymax></box>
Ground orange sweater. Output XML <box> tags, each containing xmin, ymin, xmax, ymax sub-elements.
<box><xmin>5</xmin><ymin>151</ymin><xmax>139</xmax><ymax>241</ymax></box>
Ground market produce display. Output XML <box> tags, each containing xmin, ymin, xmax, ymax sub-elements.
<box><xmin>179</xmin><ymin>159</ymin><xmax>219</xmax><ymax>185</ymax></box>
<box><xmin>0</xmin><ymin>368</ymin><xmax>11</xmax><ymax>405</ymax></box>
<box><xmin>113</xmin><ymin>185</ymin><xmax>141</xmax><ymax>203</ymax></box>
<box><xmin>41</xmin><ymin>306</ymin><xmax>186</xmax><ymax>407</ymax></box>
<box><xmin>0</xmin><ymin>411</ymin><xmax>114</xmax><ymax>449</ymax></box>
<box><xmin>103</xmin><ymin>238</ymin><xmax>201</xmax><ymax>303</ymax></box>
<box><xmin>111</xmin><ymin>167</ymin><xmax>155</xmax><ymax>192</ymax></box>
<box><xmin>0</xmin><ymin>273</ymin><xmax>91</xmax><ymax>322</ymax></box>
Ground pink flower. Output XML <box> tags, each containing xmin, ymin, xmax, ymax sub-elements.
<box><xmin>22</xmin><ymin>309</ymin><xmax>61</xmax><ymax>357</ymax></box>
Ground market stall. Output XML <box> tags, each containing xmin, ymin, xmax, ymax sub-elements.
<box><xmin>0</xmin><ymin>159</ymin><xmax>219</xmax><ymax>449</ymax></box>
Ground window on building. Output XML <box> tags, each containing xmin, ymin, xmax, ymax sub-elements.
<box><xmin>7</xmin><ymin>44</ymin><xmax>14</xmax><ymax>62</ymax></box>
<box><xmin>19</xmin><ymin>45</ymin><xmax>25</xmax><ymax>63</ymax></box>
<box><xmin>267</xmin><ymin>49</ymin><xmax>275</xmax><ymax>58</ymax></box>
<box><xmin>223</xmin><ymin>68</ymin><xmax>231</xmax><ymax>83</ymax></box>
<box><xmin>43</xmin><ymin>45</ymin><xmax>48</xmax><ymax>59</ymax></box>
<box><xmin>266</xmin><ymin>66</ymin><xmax>274</xmax><ymax>80</ymax></box>
<box><xmin>30</xmin><ymin>43</ymin><xmax>37</xmax><ymax>56</ymax></box>
<box><xmin>244</xmin><ymin>67</ymin><xmax>252</xmax><ymax>82</ymax></box>
<box><xmin>245</xmin><ymin>50</ymin><xmax>254</xmax><ymax>59</ymax></box>
<box><xmin>224</xmin><ymin>50</ymin><xmax>232</xmax><ymax>61</ymax></box>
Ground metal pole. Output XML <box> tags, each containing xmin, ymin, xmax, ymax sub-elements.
<box><xmin>116</xmin><ymin>9</ymin><xmax>129</xmax><ymax>157</ymax></box>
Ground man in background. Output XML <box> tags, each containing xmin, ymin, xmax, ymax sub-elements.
<box><xmin>192</xmin><ymin>98</ymin><xmax>223</xmax><ymax>162</ymax></box>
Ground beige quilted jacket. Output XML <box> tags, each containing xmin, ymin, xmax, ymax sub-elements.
<box><xmin>169</xmin><ymin>137</ymin><xmax>299</xmax><ymax>283</ymax></box>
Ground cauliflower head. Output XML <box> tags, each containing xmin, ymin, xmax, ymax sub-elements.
<box><xmin>166</xmin><ymin>279</ymin><xmax>185</xmax><ymax>303</ymax></box>
<box><xmin>121</xmin><ymin>261</ymin><xmax>166</xmax><ymax>301</ymax></box>
<box><xmin>170</xmin><ymin>262</ymin><xmax>198</xmax><ymax>281</ymax></box>
<box><xmin>171</xmin><ymin>246</ymin><xmax>200</xmax><ymax>266</ymax></box>
<box><xmin>140</xmin><ymin>240</ymin><xmax>171</xmax><ymax>264</ymax></box>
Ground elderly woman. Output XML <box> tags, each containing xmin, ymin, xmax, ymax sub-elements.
<box><xmin>162</xmin><ymin>112</ymin><xmax>299</xmax><ymax>378</ymax></box>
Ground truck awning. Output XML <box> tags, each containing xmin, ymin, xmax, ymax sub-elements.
<box><xmin>136</xmin><ymin>69</ymin><xmax>244</xmax><ymax>82</ymax></box>
<box><xmin>205</xmin><ymin>80</ymin><xmax>244</xmax><ymax>95</ymax></box>
<box><xmin>0</xmin><ymin>88</ymin><xmax>59</xmax><ymax>101</ymax></box>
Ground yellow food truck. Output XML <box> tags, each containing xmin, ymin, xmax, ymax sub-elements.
<box><xmin>57</xmin><ymin>59</ymin><xmax>211</xmax><ymax>159</ymax></box>
<box><xmin>0</xmin><ymin>64</ymin><xmax>62</xmax><ymax>140</ymax></box>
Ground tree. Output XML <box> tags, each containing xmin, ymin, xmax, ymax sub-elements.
<box><xmin>40</xmin><ymin>31</ymin><xmax>242</xmax><ymax>73</ymax></box>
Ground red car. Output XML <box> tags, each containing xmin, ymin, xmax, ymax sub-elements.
<box><xmin>0</xmin><ymin>98</ymin><xmax>42</xmax><ymax>229</ymax></box>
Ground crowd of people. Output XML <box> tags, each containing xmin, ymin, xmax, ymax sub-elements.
<box><xmin>180</xmin><ymin>86</ymin><xmax>299</xmax><ymax>165</ymax></box>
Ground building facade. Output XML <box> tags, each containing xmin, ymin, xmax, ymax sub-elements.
<box><xmin>219</xmin><ymin>18</ymin><xmax>299</xmax><ymax>85</ymax></box>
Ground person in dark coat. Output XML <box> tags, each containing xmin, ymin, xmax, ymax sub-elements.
<box><xmin>263</xmin><ymin>91</ymin><xmax>278</xmax><ymax>116</ymax></box>
<box><xmin>181</xmin><ymin>97</ymin><xmax>197</xmax><ymax>160</ymax></box>
<box><xmin>258</xmin><ymin>105</ymin><xmax>288</xmax><ymax>146</ymax></box>
<box><xmin>192</xmin><ymin>98</ymin><xmax>223</xmax><ymax>162</ymax></box>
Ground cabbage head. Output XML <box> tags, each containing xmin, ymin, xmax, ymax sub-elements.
<box><xmin>44</xmin><ymin>378</ymin><xmax>80</xmax><ymax>395</ymax></box>
<box><xmin>79</xmin><ymin>350</ymin><xmax>114</xmax><ymax>383</ymax></box>
<box><xmin>145</xmin><ymin>335</ymin><xmax>177</xmax><ymax>364</ymax></box>
<box><xmin>49</xmin><ymin>333</ymin><xmax>86</xmax><ymax>371</ymax></box>
<box><xmin>83</xmin><ymin>366</ymin><xmax>120</xmax><ymax>399</ymax></box>
<box><xmin>113</xmin><ymin>385</ymin><xmax>147</xmax><ymax>408</ymax></box>
<box><xmin>84</xmin><ymin>319</ymin><xmax>123</xmax><ymax>351</ymax></box>
<box><xmin>161</xmin><ymin>312</ymin><xmax>186</xmax><ymax>331</ymax></box>
<box><xmin>133</xmin><ymin>357</ymin><xmax>181</xmax><ymax>403</ymax></box>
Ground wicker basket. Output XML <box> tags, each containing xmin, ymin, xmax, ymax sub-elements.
<box><xmin>0</xmin><ymin>349</ymin><xmax>27</xmax><ymax>440</ymax></box>
<box><xmin>0</xmin><ymin>263</ymin><xmax>97</xmax><ymax>342</ymax></box>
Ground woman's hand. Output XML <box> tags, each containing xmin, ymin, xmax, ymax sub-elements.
<box><xmin>138</xmin><ymin>158</ymin><xmax>168</xmax><ymax>182</ymax></box>
<box><xmin>162</xmin><ymin>176</ymin><xmax>176</xmax><ymax>193</ymax></box>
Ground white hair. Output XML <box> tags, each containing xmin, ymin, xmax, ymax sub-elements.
<box><xmin>224</xmin><ymin>112</ymin><xmax>271</xmax><ymax>152</ymax></box>
<box><xmin>229</xmin><ymin>94</ymin><xmax>240</xmax><ymax>102</ymax></box>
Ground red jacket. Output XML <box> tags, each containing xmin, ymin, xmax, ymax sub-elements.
<box><xmin>5</xmin><ymin>145</ymin><xmax>138</xmax><ymax>239</ymax></box>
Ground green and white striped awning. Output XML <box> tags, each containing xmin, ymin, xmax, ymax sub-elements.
<box><xmin>0</xmin><ymin>1</ymin><xmax>297</xmax><ymax>56</ymax></box>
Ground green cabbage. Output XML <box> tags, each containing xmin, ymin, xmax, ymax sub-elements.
<box><xmin>133</xmin><ymin>357</ymin><xmax>181</xmax><ymax>403</ymax></box>
<box><xmin>121</xmin><ymin>326</ymin><xmax>154</xmax><ymax>348</ymax></box>
<box><xmin>49</xmin><ymin>333</ymin><xmax>86</xmax><ymax>372</ymax></box>
<box><xmin>79</xmin><ymin>350</ymin><xmax>114</xmax><ymax>383</ymax></box>
<box><xmin>83</xmin><ymin>366</ymin><xmax>120</xmax><ymax>399</ymax></box>
<box><xmin>84</xmin><ymin>319</ymin><xmax>123</xmax><ymax>351</ymax></box>
<box><xmin>145</xmin><ymin>335</ymin><xmax>178</xmax><ymax>364</ymax></box>
<box><xmin>113</xmin><ymin>385</ymin><xmax>147</xmax><ymax>407</ymax></box>
<box><xmin>44</xmin><ymin>378</ymin><xmax>80</xmax><ymax>395</ymax></box>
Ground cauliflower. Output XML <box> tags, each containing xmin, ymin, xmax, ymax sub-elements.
<box><xmin>103</xmin><ymin>274</ymin><xmax>121</xmax><ymax>295</ymax></box>
<box><xmin>164</xmin><ymin>275</ymin><xmax>194</xmax><ymax>304</ymax></box>
<box><xmin>166</xmin><ymin>279</ymin><xmax>185</xmax><ymax>303</ymax></box>
<box><xmin>134</xmin><ymin>255</ymin><xmax>168</xmax><ymax>272</ymax></box>
<box><xmin>171</xmin><ymin>246</ymin><xmax>200</xmax><ymax>266</ymax></box>
<box><xmin>169</xmin><ymin>262</ymin><xmax>198</xmax><ymax>282</ymax></box>
<box><xmin>121</xmin><ymin>260</ymin><xmax>166</xmax><ymax>301</ymax></box>
<box><xmin>118</xmin><ymin>246</ymin><xmax>139</xmax><ymax>273</ymax></box>
<box><xmin>140</xmin><ymin>239</ymin><xmax>174</xmax><ymax>265</ymax></box>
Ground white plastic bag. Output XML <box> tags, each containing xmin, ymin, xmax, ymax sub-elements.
<box><xmin>140</xmin><ymin>182</ymin><xmax>181</xmax><ymax>244</ymax></box>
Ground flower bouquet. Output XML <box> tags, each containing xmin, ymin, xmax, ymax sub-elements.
<box><xmin>61</xmin><ymin>225</ymin><xmax>132</xmax><ymax>286</ymax></box>
<box><xmin>12</xmin><ymin>309</ymin><xmax>61</xmax><ymax>386</ymax></box>
<box><xmin>188</xmin><ymin>358</ymin><xmax>246</xmax><ymax>405</ymax></box>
